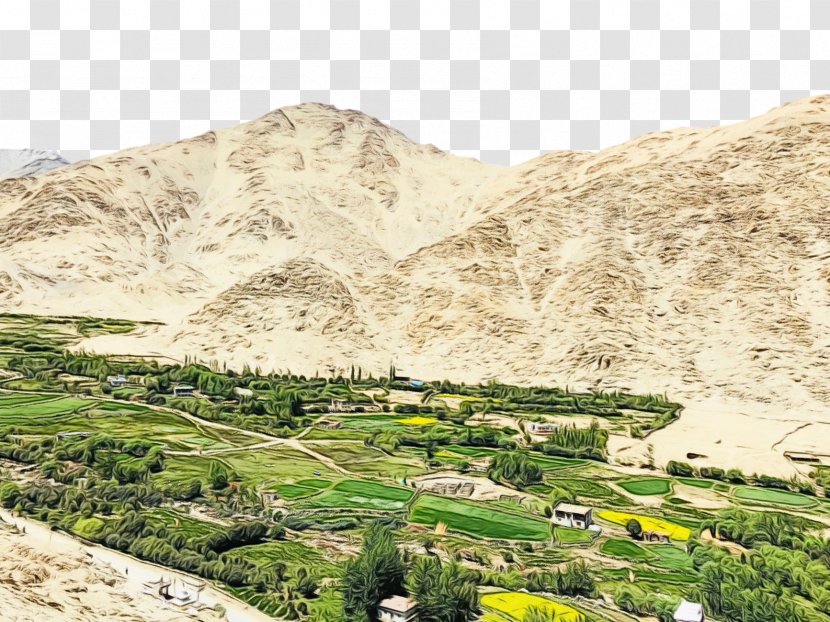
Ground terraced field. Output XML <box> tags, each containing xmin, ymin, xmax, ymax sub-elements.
<box><xmin>409</xmin><ymin>494</ymin><xmax>551</xmax><ymax>541</ymax></box>
<box><xmin>618</xmin><ymin>478</ymin><xmax>672</xmax><ymax>496</ymax></box>
<box><xmin>298</xmin><ymin>479</ymin><xmax>413</xmax><ymax>511</ymax></box>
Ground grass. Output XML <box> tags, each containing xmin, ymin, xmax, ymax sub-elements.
<box><xmin>155</xmin><ymin>447</ymin><xmax>335</xmax><ymax>490</ymax></box>
<box><xmin>145</xmin><ymin>508</ymin><xmax>222</xmax><ymax>537</ymax></box>
<box><xmin>618</xmin><ymin>478</ymin><xmax>672</xmax><ymax>496</ymax></box>
<box><xmin>0</xmin><ymin>396</ymin><xmax>93</xmax><ymax>418</ymax></box>
<box><xmin>298</xmin><ymin>479</ymin><xmax>413</xmax><ymax>511</ymax></box>
<box><xmin>597</xmin><ymin>510</ymin><xmax>692</xmax><ymax>541</ymax></box>
<box><xmin>409</xmin><ymin>494</ymin><xmax>551</xmax><ymax>541</ymax></box>
<box><xmin>480</xmin><ymin>592</ymin><xmax>584</xmax><ymax>622</ymax></box>
<box><xmin>553</xmin><ymin>526</ymin><xmax>595</xmax><ymax>545</ymax></box>
<box><xmin>223</xmin><ymin>540</ymin><xmax>340</xmax><ymax>577</ymax></box>
<box><xmin>600</xmin><ymin>538</ymin><xmax>655</xmax><ymax>561</ymax></box>
<box><xmin>677</xmin><ymin>477</ymin><xmax>715</xmax><ymax>489</ymax></box>
<box><xmin>0</xmin><ymin>398</ymin><xmax>259</xmax><ymax>452</ymax></box>
<box><xmin>0</xmin><ymin>393</ymin><xmax>55</xmax><ymax>407</ymax></box>
<box><xmin>733</xmin><ymin>486</ymin><xmax>817</xmax><ymax>507</ymax></box>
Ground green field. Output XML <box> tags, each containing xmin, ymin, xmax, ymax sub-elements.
<box><xmin>619</xmin><ymin>478</ymin><xmax>672</xmax><ymax>496</ymax></box>
<box><xmin>409</xmin><ymin>494</ymin><xmax>551</xmax><ymax>541</ymax></box>
<box><xmin>299</xmin><ymin>479</ymin><xmax>413</xmax><ymax>511</ymax></box>
<box><xmin>600</xmin><ymin>538</ymin><xmax>655</xmax><ymax>561</ymax></box>
<box><xmin>677</xmin><ymin>477</ymin><xmax>715</xmax><ymax>489</ymax></box>
<box><xmin>553</xmin><ymin>526</ymin><xmax>595</xmax><ymax>545</ymax></box>
<box><xmin>0</xmin><ymin>393</ymin><xmax>55</xmax><ymax>407</ymax></box>
<box><xmin>734</xmin><ymin>486</ymin><xmax>817</xmax><ymax>507</ymax></box>
<box><xmin>0</xmin><ymin>399</ymin><xmax>260</xmax><ymax>452</ymax></box>
<box><xmin>0</xmin><ymin>396</ymin><xmax>93</xmax><ymax>418</ymax></box>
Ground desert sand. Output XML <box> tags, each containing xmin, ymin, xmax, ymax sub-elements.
<box><xmin>0</xmin><ymin>509</ymin><xmax>273</xmax><ymax>622</ymax></box>
<box><xmin>3</xmin><ymin>95</ymin><xmax>830</xmax><ymax>474</ymax></box>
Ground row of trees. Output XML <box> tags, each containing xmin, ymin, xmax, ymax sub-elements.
<box><xmin>342</xmin><ymin>523</ymin><xmax>480</xmax><ymax>622</ymax></box>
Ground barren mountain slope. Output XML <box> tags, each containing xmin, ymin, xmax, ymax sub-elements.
<box><xmin>0</xmin><ymin>103</ymin><xmax>501</xmax><ymax>317</ymax></box>
<box><xmin>3</xmin><ymin>96</ymin><xmax>830</xmax><ymax>472</ymax></box>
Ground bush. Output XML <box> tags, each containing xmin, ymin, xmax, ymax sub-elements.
<box><xmin>666</xmin><ymin>461</ymin><xmax>695</xmax><ymax>477</ymax></box>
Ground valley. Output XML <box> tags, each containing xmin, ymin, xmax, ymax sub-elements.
<box><xmin>2</xmin><ymin>313</ymin><xmax>830</xmax><ymax>622</ymax></box>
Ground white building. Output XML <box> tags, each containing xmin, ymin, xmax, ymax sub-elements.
<box><xmin>527</xmin><ymin>421</ymin><xmax>560</xmax><ymax>435</ymax></box>
<box><xmin>107</xmin><ymin>374</ymin><xmax>127</xmax><ymax>387</ymax></box>
<box><xmin>377</xmin><ymin>595</ymin><xmax>418</xmax><ymax>622</ymax></box>
<box><xmin>552</xmin><ymin>502</ymin><xmax>593</xmax><ymax>529</ymax></box>
<box><xmin>173</xmin><ymin>385</ymin><xmax>195</xmax><ymax>397</ymax></box>
<box><xmin>674</xmin><ymin>600</ymin><xmax>704</xmax><ymax>622</ymax></box>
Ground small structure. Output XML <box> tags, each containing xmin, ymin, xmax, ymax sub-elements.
<box><xmin>172</xmin><ymin>385</ymin><xmax>195</xmax><ymax>397</ymax></box>
<box><xmin>674</xmin><ymin>600</ymin><xmax>704</xmax><ymax>622</ymax></box>
<box><xmin>527</xmin><ymin>421</ymin><xmax>560</xmax><ymax>435</ymax></box>
<box><xmin>409</xmin><ymin>380</ymin><xmax>424</xmax><ymax>388</ymax></box>
<box><xmin>552</xmin><ymin>502</ymin><xmax>593</xmax><ymax>529</ymax></box>
<box><xmin>260</xmin><ymin>490</ymin><xmax>280</xmax><ymax>504</ymax></box>
<box><xmin>142</xmin><ymin>577</ymin><xmax>171</xmax><ymax>597</ymax></box>
<box><xmin>106</xmin><ymin>374</ymin><xmax>128</xmax><ymax>387</ymax></box>
<box><xmin>377</xmin><ymin>595</ymin><xmax>418</xmax><ymax>622</ymax></box>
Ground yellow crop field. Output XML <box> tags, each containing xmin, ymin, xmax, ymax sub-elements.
<box><xmin>481</xmin><ymin>592</ymin><xmax>584</xmax><ymax>621</ymax></box>
<box><xmin>395</xmin><ymin>416</ymin><xmax>438</xmax><ymax>426</ymax></box>
<box><xmin>597</xmin><ymin>510</ymin><xmax>691</xmax><ymax>541</ymax></box>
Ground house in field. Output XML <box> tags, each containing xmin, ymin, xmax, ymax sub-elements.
<box><xmin>674</xmin><ymin>600</ymin><xmax>704</xmax><ymax>622</ymax></box>
<box><xmin>106</xmin><ymin>374</ymin><xmax>127</xmax><ymax>387</ymax></box>
<box><xmin>551</xmin><ymin>502</ymin><xmax>594</xmax><ymax>529</ymax></box>
<box><xmin>377</xmin><ymin>595</ymin><xmax>418</xmax><ymax>622</ymax></box>
<box><xmin>172</xmin><ymin>385</ymin><xmax>195</xmax><ymax>397</ymax></box>
<box><xmin>527</xmin><ymin>421</ymin><xmax>560</xmax><ymax>435</ymax></box>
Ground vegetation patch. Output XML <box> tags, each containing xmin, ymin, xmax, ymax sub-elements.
<box><xmin>618</xmin><ymin>478</ymin><xmax>672</xmax><ymax>496</ymax></box>
<box><xmin>733</xmin><ymin>486</ymin><xmax>816</xmax><ymax>507</ymax></box>
<box><xmin>299</xmin><ymin>479</ymin><xmax>412</xmax><ymax>511</ymax></box>
<box><xmin>409</xmin><ymin>494</ymin><xmax>551</xmax><ymax>541</ymax></box>
<box><xmin>480</xmin><ymin>592</ymin><xmax>585</xmax><ymax>621</ymax></box>
<box><xmin>600</xmin><ymin>538</ymin><xmax>655</xmax><ymax>561</ymax></box>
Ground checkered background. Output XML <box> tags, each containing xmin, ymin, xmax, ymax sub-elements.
<box><xmin>0</xmin><ymin>0</ymin><xmax>828</xmax><ymax>165</ymax></box>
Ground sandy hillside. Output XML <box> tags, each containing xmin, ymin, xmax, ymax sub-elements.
<box><xmin>3</xmin><ymin>95</ymin><xmax>830</xmax><ymax>472</ymax></box>
<box><xmin>0</xmin><ymin>526</ymin><xmax>212</xmax><ymax>622</ymax></box>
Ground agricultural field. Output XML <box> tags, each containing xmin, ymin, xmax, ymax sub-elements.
<box><xmin>481</xmin><ymin>592</ymin><xmax>585</xmax><ymax>622</ymax></box>
<box><xmin>409</xmin><ymin>494</ymin><xmax>552</xmax><ymax>541</ymax></box>
<box><xmin>298</xmin><ymin>479</ymin><xmax>413</xmax><ymax>511</ymax></box>
<box><xmin>597</xmin><ymin>510</ymin><xmax>692</xmax><ymax>541</ymax></box>
<box><xmin>618</xmin><ymin>477</ymin><xmax>672</xmax><ymax>496</ymax></box>
<box><xmin>3</xmin><ymin>313</ymin><xmax>830</xmax><ymax>622</ymax></box>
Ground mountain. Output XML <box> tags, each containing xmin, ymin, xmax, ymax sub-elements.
<box><xmin>3</xmin><ymin>96</ymin><xmax>830</xmax><ymax>470</ymax></box>
<box><xmin>0</xmin><ymin>148</ymin><xmax>69</xmax><ymax>179</ymax></box>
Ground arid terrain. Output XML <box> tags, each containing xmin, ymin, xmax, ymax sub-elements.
<box><xmin>3</xmin><ymin>96</ymin><xmax>830</xmax><ymax>473</ymax></box>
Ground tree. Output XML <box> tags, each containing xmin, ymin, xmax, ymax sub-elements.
<box><xmin>407</xmin><ymin>556</ymin><xmax>480</xmax><ymax>622</ymax></box>
<box><xmin>342</xmin><ymin>522</ymin><xmax>406</xmax><ymax>621</ymax></box>
<box><xmin>487</xmin><ymin>451</ymin><xmax>543</xmax><ymax>489</ymax></box>
<box><xmin>626</xmin><ymin>518</ymin><xmax>643</xmax><ymax>540</ymax></box>
<box><xmin>208</xmin><ymin>462</ymin><xmax>232</xmax><ymax>490</ymax></box>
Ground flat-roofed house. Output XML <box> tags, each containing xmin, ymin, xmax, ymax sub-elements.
<box><xmin>552</xmin><ymin>502</ymin><xmax>593</xmax><ymax>529</ymax></box>
<box><xmin>107</xmin><ymin>374</ymin><xmax>127</xmax><ymax>387</ymax></box>
<box><xmin>527</xmin><ymin>421</ymin><xmax>560</xmax><ymax>435</ymax></box>
<box><xmin>173</xmin><ymin>385</ymin><xmax>195</xmax><ymax>397</ymax></box>
<box><xmin>377</xmin><ymin>595</ymin><xmax>418</xmax><ymax>622</ymax></box>
<box><xmin>674</xmin><ymin>600</ymin><xmax>704</xmax><ymax>622</ymax></box>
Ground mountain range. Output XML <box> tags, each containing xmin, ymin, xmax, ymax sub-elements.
<box><xmin>2</xmin><ymin>96</ymin><xmax>830</xmax><ymax>430</ymax></box>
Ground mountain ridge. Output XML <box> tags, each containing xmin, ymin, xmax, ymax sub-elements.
<box><xmin>4</xmin><ymin>98</ymin><xmax>830</xmax><ymax>464</ymax></box>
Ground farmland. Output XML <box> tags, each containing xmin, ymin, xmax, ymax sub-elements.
<box><xmin>2</xmin><ymin>312</ymin><xmax>830</xmax><ymax>622</ymax></box>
